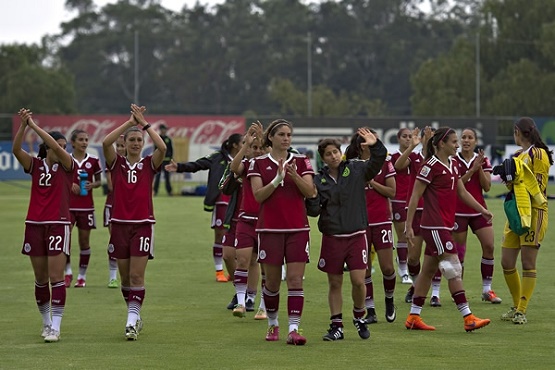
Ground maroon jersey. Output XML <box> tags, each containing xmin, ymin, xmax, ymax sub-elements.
<box><xmin>25</xmin><ymin>157</ymin><xmax>73</xmax><ymax>224</ymax></box>
<box><xmin>109</xmin><ymin>154</ymin><xmax>159</xmax><ymax>224</ymax></box>
<box><xmin>365</xmin><ymin>158</ymin><xmax>395</xmax><ymax>226</ymax></box>
<box><xmin>247</xmin><ymin>153</ymin><xmax>314</xmax><ymax>232</ymax></box>
<box><xmin>69</xmin><ymin>153</ymin><xmax>102</xmax><ymax>211</ymax></box>
<box><xmin>416</xmin><ymin>156</ymin><xmax>460</xmax><ymax>230</ymax></box>
<box><xmin>239</xmin><ymin>158</ymin><xmax>260</xmax><ymax>218</ymax></box>
<box><xmin>454</xmin><ymin>153</ymin><xmax>492</xmax><ymax>216</ymax></box>
<box><xmin>405</xmin><ymin>151</ymin><xmax>425</xmax><ymax>210</ymax></box>
<box><xmin>104</xmin><ymin>169</ymin><xmax>114</xmax><ymax>208</ymax></box>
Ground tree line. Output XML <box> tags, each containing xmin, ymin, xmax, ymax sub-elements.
<box><xmin>0</xmin><ymin>0</ymin><xmax>552</xmax><ymax>119</ymax></box>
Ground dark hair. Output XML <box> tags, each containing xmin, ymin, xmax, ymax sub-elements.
<box><xmin>262</xmin><ymin>119</ymin><xmax>293</xmax><ymax>148</ymax></box>
<box><xmin>38</xmin><ymin>131</ymin><xmax>66</xmax><ymax>159</ymax></box>
<box><xmin>425</xmin><ymin>127</ymin><xmax>455</xmax><ymax>159</ymax></box>
<box><xmin>396</xmin><ymin>128</ymin><xmax>411</xmax><ymax>140</ymax></box>
<box><xmin>71</xmin><ymin>129</ymin><xmax>87</xmax><ymax>142</ymax></box>
<box><xmin>514</xmin><ymin>117</ymin><xmax>554</xmax><ymax>165</ymax></box>
<box><xmin>344</xmin><ymin>127</ymin><xmax>376</xmax><ymax>160</ymax></box>
<box><xmin>317</xmin><ymin>138</ymin><xmax>342</xmax><ymax>159</ymax></box>
<box><xmin>123</xmin><ymin>126</ymin><xmax>142</xmax><ymax>140</ymax></box>
<box><xmin>221</xmin><ymin>133</ymin><xmax>243</xmax><ymax>153</ymax></box>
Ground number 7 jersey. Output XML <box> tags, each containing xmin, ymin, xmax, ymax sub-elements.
<box><xmin>108</xmin><ymin>154</ymin><xmax>158</xmax><ymax>224</ymax></box>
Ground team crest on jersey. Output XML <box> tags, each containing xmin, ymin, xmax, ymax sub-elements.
<box><xmin>445</xmin><ymin>241</ymin><xmax>454</xmax><ymax>251</ymax></box>
<box><xmin>24</xmin><ymin>243</ymin><xmax>31</xmax><ymax>253</ymax></box>
<box><xmin>137</xmin><ymin>163</ymin><xmax>143</xmax><ymax>170</ymax></box>
<box><xmin>52</xmin><ymin>164</ymin><xmax>59</xmax><ymax>172</ymax></box>
<box><xmin>259</xmin><ymin>249</ymin><xmax>267</xmax><ymax>260</ymax></box>
<box><xmin>215</xmin><ymin>219</ymin><xmax>222</xmax><ymax>227</ymax></box>
<box><xmin>318</xmin><ymin>258</ymin><xmax>326</xmax><ymax>268</ymax></box>
<box><xmin>108</xmin><ymin>244</ymin><xmax>115</xmax><ymax>254</ymax></box>
<box><xmin>85</xmin><ymin>162</ymin><xmax>92</xmax><ymax>169</ymax></box>
<box><xmin>419</xmin><ymin>165</ymin><xmax>431</xmax><ymax>177</ymax></box>
<box><xmin>320</xmin><ymin>177</ymin><xmax>327</xmax><ymax>184</ymax></box>
<box><xmin>342</xmin><ymin>167</ymin><xmax>350</xmax><ymax>177</ymax></box>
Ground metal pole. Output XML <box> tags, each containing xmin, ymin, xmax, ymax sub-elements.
<box><xmin>134</xmin><ymin>30</ymin><xmax>139</xmax><ymax>105</ymax></box>
<box><xmin>307</xmin><ymin>32</ymin><xmax>312</xmax><ymax>117</ymax></box>
<box><xmin>476</xmin><ymin>32</ymin><xmax>480</xmax><ymax>117</ymax></box>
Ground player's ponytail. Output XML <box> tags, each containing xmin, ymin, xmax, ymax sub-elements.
<box><xmin>515</xmin><ymin>117</ymin><xmax>554</xmax><ymax>165</ymax></box>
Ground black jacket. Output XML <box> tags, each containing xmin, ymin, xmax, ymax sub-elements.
<box><xmin>306</xmin><ymin>140</ymin><xmax>387</xmax><ymax>235</ymax></box>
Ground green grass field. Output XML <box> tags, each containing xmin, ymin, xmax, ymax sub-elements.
<box><xmin>1</xmin><ymin>181</ymin><xmax>554</xmax><ymax>370</ymax></box>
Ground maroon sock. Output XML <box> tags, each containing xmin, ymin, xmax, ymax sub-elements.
<box><xmin>129</xmin><ymin>287</ymin><xmax>145</xmax><ymax>317</ymax></box>
<box><xmin>383</xmin><ymin>272</ymin><xmax>396</xmax><ymax>297</ymax></box>
<box><xmin>408</xmin><ymin>262</ymin><xmax>420</xmax><ymax>278</ymax></box>
<box><xmin>50</xmin><ymin>280</ymin><xmax>66</xmax><ymax>319</ymax></box>
<box><xmin>288</xmin><ymin>289</ymin><xmax>304</xmax><ymax>328</ymax></box>
<box><xmin>263</xmin><ymin>286</ymin><xmax>279</xmax><ymax>319</ymax></box>
<box><xmin>481</xmin><ymin>257</ymin><xmax>494</xmax><ymax>282</ymax></box>
<box><xmin>35</xmin><ymin>281</ymin><xmax>50</xmax><ymax>315</ymax></box>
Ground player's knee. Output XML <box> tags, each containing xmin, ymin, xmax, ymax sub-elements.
<box><xmin>439</xmin><ymin>259</ymin><xmax>462</xmax><ymax>280</ymax></box>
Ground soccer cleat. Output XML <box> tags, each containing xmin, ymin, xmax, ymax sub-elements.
<box><xmin>254</xmin><ymin>308</ymin><xmax>267</xmax><ymax>320</ymax></box>
<box><xmin>501</xmin><ymin>307</ymin><xmax>517</xmax><ymax>321</ymax></box>
<box><xmin>322</xmin><ymin>324</ymin><xmax>344</xmax><ymax>341</ymax></box>
<box><xmin>405</xmin><ymin>314</ymin><xmax>436</xmax><ymax>330</ymax></box>
<box><xmin>286</xmin><ymin>329</ymin><xmax>307</xmax><ymax>345</ymax></box>
<box><xmin>482</xmin><ymin>290</ymin><xmax>502</xmax><ymax>304</ymax></box>
<box><xmin>64</xmin><ymin>274</ymin><xmax>72</xmax><ymax>288</ymax></box>
<box><xmin>125</xmin><ymin>325</ymin><xmax>138</xmax><ymax>340</ymax></box>
<box><xmin>430</xmin><ymin>296</ymin><xmax>441</xmax><ymax>307</ymax></box>
<box><xmin>74</xmin><ymin>278</ymin><xmax>86</xmax><ymax>288</ymax></box>
<box><xmin>405</xmin><ymin>286</ymin><xmax>414</xmax><ymax>303</ymax></box>
<box><xmin>265</xmin><ymin>325</ymin><xmax>279</xmax><ymax>341</ymax></box>
<box><xmin>464</xmin><ymin>314</ymin><xmax>491</xmax><ymax>332</ymax></box>
<box><xmin>108</xmin><ymin>279</ymin><xmax>119</xmax><ymax>289</ymax></box>
<box><xmin>44</xmin><ymin>329</ymin><xmax>60</xmax><ymax>343</ymax></box>
<box><xmin>233</xmin><ymin>304</ymin><xmax>246</xmax><ymax>318</ymax></box>
<box><xmin>216</xmin><ymin>270</ymin><xmax>229</xmax><ymax>282</ymax></box>
<box><xmin>135</xmin><ymin>318</ymin><xmax>143</xmax><ymax>333</ymax></box>
<box><xmin>364</xmin><ymin>307</ymin><xmax>378</xmax><ymax>324</ymax></box>
<box><xmin>385</xmin><ymin>297</ymin><xmax>397</xmax><ymax>323</ymax></box>
<box><xmin>245</xmin><ymin>298</ymin><xmax>255</xmax><ymax>312</ymax></box>
<box><xmin>401</xmin><ymin>274</ymin><xmax>413</xmax><ymax>284</ymax></box>
<box><xmin>512</xmin><ymin>311</ymin><xmax>527</xmax><ymax>325</ymax></box>
<box><xmin>226</xmin><ymin>294</ymin><xmax>238</xmax><ymax>310</ymax></box>
<box><xmin>352</xmin><ymin>318</ymin><xmax>370</xmax><ymax>339</ymax></box>
<box><xmin>41</xmin><ymin>324</ymin><xmax>52</xmax><ymax>338</ymax></box>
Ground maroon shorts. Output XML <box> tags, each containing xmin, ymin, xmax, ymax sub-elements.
<box><xmin>318</xmin><ymin>232</ymin><xmax>368</xmax><ymax>274</ymax></box>
<box><xmin>235</xmin><ymin>218</ymin><xmax>258</xmax><ymax>250</ymax></box>
<box><xmin>109</xmin><ymin>223</ymin><xmax>155</xmax><ymax>259</ymax></box>
<box><xmin>454</xmin><ymin>215</ymin><xmax>491</xmax><ymax>234</ymax></box>
<box><xmin>222</xmin><ymin>220</ymin><xmax>237</xmax><ymax>247</ymax></box>
<box><xmin>103</xmin><ymin>205</ymin><xmax>112</xmax><ymax>227</ymax></box>
<box><xmin>22</xmin><ymin>223</ymin><xmax>71</xmax><ymax>257</ymax></box>
<box><xmin>211</xmin><ymin>204</ymin><xmax>227</xmax><ymax>230</ymax></box>
<box><xmin>421</xmin><ymin>228</ymin><xmax>457</xmax><ymax>257</ymax></box>
<box><xmin>366</xmin><ymin>224</ymin><xmax>394</xmax><ymax>251</ymax></box>
<box><xmin>258</xmin><ymin>231</ymin><xmax>310</xmax><ymax>265</ymax></box>
<box><xmin>391</xmin><ymin>202</ymin><xmax>407</xmax><ymax>223</ymax></box>
<box><xmin>70</xmin><ymin>210</ymin><xmax>96</xmax><ymax>230</ymax></box>
<box><xmin>411</xmin><ymin>210</ymin><xmax>423</xmax><ymax>236</ymax></box>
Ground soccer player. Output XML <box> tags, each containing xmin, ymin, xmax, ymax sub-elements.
<box><xmin>102</xmin><ymin>104</ymin><xmax>167</xmax><ymax>340</ymax></box>
<box><xmin>404</xmin><ymin>127</ymin><xmax>492</xmax><ymax>332</ymax></box>
<box><xmin>13</xmin><ymin>108</ymin><xmax>74</xmax><ymax>342</ymax></box>
<box><xmin>344</xmin><ymin>129</ymin><xmax>397</xmax><ymax>325</ymax></box>
<box><xmin>307</xmin><ymin>129</ymin><xmax>387</xmax><ymax>341</ymax></box>
<box><xmin>453</xmin><ymin>128</ymin><xmax>502</xmax><ymax>303</ymax></box>
<box><xmin>501</xmin><ymin>117</ymin><xmax>553</xmax><ymax>324</ymax></box>
<box><xmin>64</xmin><ymin>129</ymin><xmax>102</xmax><ymax>288</ymax></box>
<box><xmin>166</xmin><ymin>134</ymin><xmax>243</xmax><ymax>282</ymax></box>
<box><xmin>103</xmin><ymin>135</ymin><xmax>126</xmax><ymax>288</ymax></box>
<box><xmin>247</xmin><ymin>119</ymin><xmax>315</xmax><ymax>345</ymax></box>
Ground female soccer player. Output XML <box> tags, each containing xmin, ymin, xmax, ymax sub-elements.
<box><xmin>103</xmin><ymin>135</ymin><xmax>126</xmax><ymax>288</ymax></box>
<box><xmin>64</xmin><ymin>129</ymin><xmax>102</xmax><ymax>288</ymax></box>
<box><xmin>13</xmin><ymin>108</ymin><xmax>74</xmax><ymax>342</ymax></box>
<box><xmin>102</xmin><ymin>104</ymin><xmax>166</xmax><ymax>340</ymax></box>
<box><xmin>345</xmin><ymin>129</ymin><xmax>397</xmax><ymax>325</ymax></box>
<box><xmin>166</xmin><ymin>134</ymin><xmax>243</xmax><ymax>283</ymax></box>
<box><xmin>501</xmin><ymin>117</ymin><xmax>553</xmax><ymax>324</ymax></box>
<box><xmin>308</xmin><ymin>129</ymin><xmax>387</xmax><ymax>341</ymax></box>
<box><xmin>453</xmin><ymin>128</ymin><xmax>502</xmax><ymax>303</ymax></box>
<box><xmin>247</xmin><ymin>119</ymin><xmax>315</xmax><ymax>345</ymax></box>
<box><xmin>404</xmin><ymin>127</ymin><xmax>492</xmax><ymax>332</ymax></box>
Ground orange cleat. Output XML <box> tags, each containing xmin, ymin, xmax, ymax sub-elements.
<box><xmin>405</xmin><ymin>314</ymin><xmax>436</xmax><ymax>331</ymax></box>
<box><xmin>464</xmin><ymin>314</ymin><xmax>491</xmax><ymax>332</ymax></box>
<box><xmin>215</xmin><ymin>270</ymin><xmax>229</xmax><ymax>282</ymax></box>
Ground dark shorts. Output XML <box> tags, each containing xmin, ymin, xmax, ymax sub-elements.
<box><xmin>366</xmin><ymin>224</ymin><xmax>394</xmax><ymax>251</ymax></box>
<box><xmin>235</xmin><ymin>218</ymin><xmax>258</xmax><ymax>250</ymax></box>
<box><xmin>318</xmin><ymin>232</ymin><xmax>368</xmax><ymax>274</ymax></box>
<box><xmin>222</xmin><ymin>220</ymin><xmax>237</xmax><ymax>247</ymax></box>
<box><xmin>258</xmin><ymin>231</ymin><xmax>310</xmax><ymax>265</ymax></box>
<box><xmin>22</xmin><ymin>223</ymin><xmax>71</xmax><ymax>257</ymax></box>
<box><xmin>71</xmin><ymin>210</ymin><xmax>96</xmax><ymax>230</ymax></box>
<box><xmin>421</xmin><ymin>228</ymin><xmax>457</xmax><ymax>257</ymax></box>
<box><xmin>454</xmin><ymin>215</ymin><xmax>491</xmax><ymax>234</ymax></box>
<box><xmin>109</xmin><ymin>223</ymin><xmax>155</xmax><ymax>259</ymax></box>
<box><xmin>392</xmin><ymin>202</ymin><xmax>407</xmax><ymax>223</ymax></box>
<box><xmin>211</xmin><ymin>204</ymin><xmax>227</xmax><ymax>230</ymax></box>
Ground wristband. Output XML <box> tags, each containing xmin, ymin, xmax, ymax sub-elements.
<box><xmin>142</xmin><ymin>124</ymin><xmax>151</xmax><ymax>131</ymax></box>
<box><xmin>271</xmin><ymin>171</ymin><xmax>285</xmax><ymax>188</ymax></box>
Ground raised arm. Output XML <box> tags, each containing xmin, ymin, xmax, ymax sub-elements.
<box><xmin>13</xmin><ymin>109</ymin><xmax>32</xmax><ymax>171</ymax></box>
<box><xmin>230</xmin><ymin>122</ymin><xmax>261</xmax><ymax>175</ymax></box>
<box><xmin>394</xmin><ymin>128</ymin><xmax>421</xmax><ymax>171</ymax></box>
<box><xmin>103</xmin><ymin>115</ymin><xmax>135</xmax><ymax>168</ymax></box>
<box><xmin>131</xmin><ymin>104</ymin><xmax>166</xmax><ymax>169</ymax></box>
